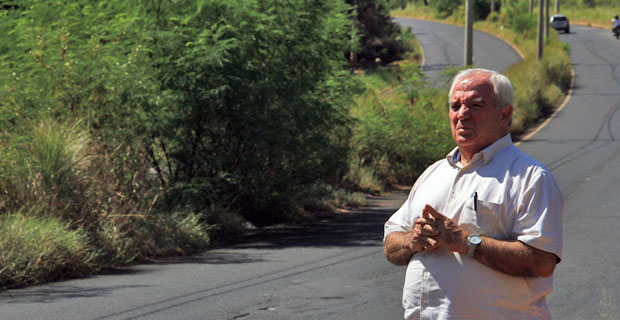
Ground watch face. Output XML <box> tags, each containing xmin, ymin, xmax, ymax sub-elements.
<box><xmin>469</xmin><ymin>235</ymin><xmax>482</xmax><ymax>245</ymax></box>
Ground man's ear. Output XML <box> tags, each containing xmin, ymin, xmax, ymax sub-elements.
<box><xmin>500</xmin><ymin>104</ymin><xmax>513</xmax><ymax>125</ymax></box>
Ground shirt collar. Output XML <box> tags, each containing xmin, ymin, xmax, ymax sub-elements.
<box><xmin>447</xmin><ymin>133</ymin><xmax>513</xmax><ymax>166</ymax></box>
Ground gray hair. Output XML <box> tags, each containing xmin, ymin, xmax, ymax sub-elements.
<box><xmin>448</xmin><ymin>68</ymin><xmax>514</xmax><ymax>109</ymax></box>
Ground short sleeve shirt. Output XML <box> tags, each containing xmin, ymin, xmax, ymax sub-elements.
<box><xmin>384</xmin><ymin>134</ymin><xmax>563</xmax><ymax>320</ymax></box>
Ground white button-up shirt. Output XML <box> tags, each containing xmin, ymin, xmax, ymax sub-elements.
<box><xmin>384</xmin><ymin>134</ymin><xmax>563</xmax><ymax>320</ymax></box>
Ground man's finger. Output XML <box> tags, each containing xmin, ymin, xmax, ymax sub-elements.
<box><xmin>416</xmin><ymin>235</ymin><xmax>436</xmax><ymax>246</ymax></box>
<box><xmin>421</xmin><ymin>236</ymin><xmax>438</xmax><ymax>250</ymax></box>
<box><xmin>423</xmin><ymin>209</ymin><xmax>431</xmax><ymax>219</ymax></box>
<box><xmin>424</xmin><ymin>204</ymin><xmax>446</xmax><ymax>220</ymax></box>
<box><xmin>421</xmin><ymin>223</ymin><xmax>439</xmax><ymax>235</ymax></box>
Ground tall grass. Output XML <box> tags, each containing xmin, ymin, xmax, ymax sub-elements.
<box><xmin>561</xmin><ymin>6</ymin><xmax>618</xmax><ymax>29</ymax></box>
<box><xmin>96</xmin><ymin>212</ymin><xmax>209</xmax><ymax>264</ymax></box>
<box><xmin>0</xmin><ymin>120</ymin><xmax>210</xmax><ymax>288</ymax></box>
<box><xmin>349</xmin><ymin>51</ymin><xmax>454</xmax><ymax>188</ymax></box>
<box><xmin>8</xmin><ymin>121</ymin><xmax>93</xmax><ymax>223</ymax></box>
<box><xmin>0</xmin><ymin>213</ymin><xmax>96</xmax><ymax>289</ymax></box>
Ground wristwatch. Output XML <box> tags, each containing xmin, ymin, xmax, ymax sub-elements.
<box><xmin>467</xmin><ymin>234</ymin><xmax>482</xmax><ymax>258</ymax></box>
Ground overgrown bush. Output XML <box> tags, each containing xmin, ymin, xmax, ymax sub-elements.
<box><xmin>432</xmin><ymin>0</ymin><xmax>461</xmax><ymax>18</ymax></box>
<box><xmin>0</xmin><ymin>121</ymin><xmax>94</xmax><ymax>223</ymax></box>
<box><xmin>350</xmin><ymin>61</ymin><xmax>453</xmax><ymax>186</ymax></box>
<box><xmin>1</xmin><ymin>0</ymin><xmax>363</xmax><ymax>228</ymax></box>
<box><xmin>511</xmin><ymin>13</ymin><xmax>537</xmax><ymax>37</ymax></box>
<box><xmin>346</xmin><ymin>0</ymin><xmax>413</xmax><ymax>65</ymax></box>
<box><xmin>506</xmin><ymin>36</ymin><xmax>571</xmax><ymax>134</ymax></box>
<box><xmin>146</xmin><ymin>0</ymin><xmax>359</xmax><ymax>225</ymax></box>
<box><xmin>499</xmin><ymin>0</ymin><xmax>538</xmax><ymax>38</ymax></box>
<box><xmin>96</xmin><ymin>212</ymin><xmax>208</xmax><ymax>264</ymax></box>
<box><xmin>473</xmin><ymin>0</ymin><xmax>499</xmax><ymax>21</ymax></box>
<box><xmin>0</xmin><ymin>213</ymin><xmax>96</xmax><ymax>289</ymax></box>
<box><xmin>430</xmin><ymin>0</ymin><xmax>495</xmax><ymax>21</ymax></box>
<box><xmin>0</xmin><ymin>119</ymin><xmax>210</xmax><ymax>286</ymax></box>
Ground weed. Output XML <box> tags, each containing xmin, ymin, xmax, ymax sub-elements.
<box><xmin>0</xmin><ymin>213</ymin><xmax>96</xmax><ymax>289</ymax></box>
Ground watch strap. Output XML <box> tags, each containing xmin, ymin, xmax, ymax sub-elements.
<box><xmin>467</xmin><ymin>234</ymin><xmax>481</xmax><ymax>258</ymax></box>
<box><xmin>467</xmin><ymin>243</ymin><xmax>476</xmax><ymax>258</ymax></box>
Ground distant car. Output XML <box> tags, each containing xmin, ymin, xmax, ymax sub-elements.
<box><xmin>550</xmin><ymin>14</ymin><xmax>570</xmax><ymax>33</ymax></box>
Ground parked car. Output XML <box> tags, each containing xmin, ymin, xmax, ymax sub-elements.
<box><xmin>550</xmin><ymin>14</ymin><xmax>570</xmax><ymax>33</ymax></box>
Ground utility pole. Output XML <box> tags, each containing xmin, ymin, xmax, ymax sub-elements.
<box><xmin>464</xmin><ymin>0</ymin><xmax>473</xmax><ymax>66</ymax></box>
<box><xmin>545</xmin><ymin>0</ymin><xmax>550</xmax><ymax>40</ymax></box>
<box><xmin>537</xmin><ymin>0</ymin><xmax>544</xmax><ymax>60</ymax></box>
<box><xmin>555</xmin><ymin>0</ymin><xmax>560</xmax><ymax>13</ymax></box>
<box><xmin>529</xmin><ymin>0</ymin><xmax>534</xmax><ymax>14</ymax></box>
<box><xmin>491</xmin><ymin>0</ymin><xmax>495</xmax><ymax>13</ymax></box>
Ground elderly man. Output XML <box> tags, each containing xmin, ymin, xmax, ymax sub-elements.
<box><xmin>383</xmin><ymin>68</ymin><xmax>563</xmax><ymax>319</ymax></box>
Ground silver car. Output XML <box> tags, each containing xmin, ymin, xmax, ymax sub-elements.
<box><xmin>550</xmin><ymin>14</ymin><xmax>570</xmax><ymax>33</ymax></box>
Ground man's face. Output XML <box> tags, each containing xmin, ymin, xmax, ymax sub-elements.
<box><xmin>449</xmin><ymin>72</ymin><xmax>511</xmax><ymax>155</ymax></box>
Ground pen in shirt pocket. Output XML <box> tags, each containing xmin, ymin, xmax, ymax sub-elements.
<box><xmin>473</xmin><ymin>192</ymin><xmax>478</xmax><ymax>212</ymax></box>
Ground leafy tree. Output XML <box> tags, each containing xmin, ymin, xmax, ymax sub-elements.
<box><xmin>0</xmin><ymin>0</ymin><xmax>360</xmax><ymax>226</ymax></box>
<box><xmin>432</xmin><ymin>0</ymin><xmax>461</xmax><ymax>18</ymax></box>
<box><xmin>346</xmin><ymin>0</ymin><xmax>411</xmax><ymax>65</ymax></box>
<box><xmin>145</xmin><ymin>0</ymin><xmax>359</xmax><ymax>225</ymax></box>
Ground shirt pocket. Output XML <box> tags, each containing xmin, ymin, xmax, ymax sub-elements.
<box><xmin>459</xmin><ymin>198</ymin><xmax>506</xmax><ymax>238</ymax></box>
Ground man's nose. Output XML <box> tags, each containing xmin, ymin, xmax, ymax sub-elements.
<box><xmin>456</xmin><ymin>105</ymin><xmax>471</xmax><ymax>119</ymax></box>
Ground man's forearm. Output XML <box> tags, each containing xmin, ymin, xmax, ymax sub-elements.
<box><xmin>473</xmin><ymin>236</ymin><xmax>557</xmax><ymax>278</ymax></box>
<box><xmin>421</xmin><ymin>205</ymin><xmax>558</xmax><ymax>278</ymax></box>
<box><xmin>383</xmin><ymin>232</ymin><xmax>417</xmax><ymax>266</ymax></box>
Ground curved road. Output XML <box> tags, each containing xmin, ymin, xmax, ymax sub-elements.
<box><xmin>2</xmin><ymin>19</ymin><xmax>617</xmax><ymax>320</ymax></box>
<box><xmin>518</xmin><ymin>24</ymin><xmax>620</xmax><ymax>319</ymax></box>
<box><xmin>394</xmin><ymin>18</ymin><xmax>521</xmax><ymax>87</ymax></box>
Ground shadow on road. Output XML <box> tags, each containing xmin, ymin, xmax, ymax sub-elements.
<box><xmin>0</xmin><ymin>189</ymin><xmax>408</xmax><ymax>305</ymax></box>
<box><xmin>232</xmin><ymin>208</ymin><xmax>394</xmax><ymax>249</ymax></box>
<box><xmin>226</xmin><ymin>189</ymin><xmax>409</xmax><ymax>250</ymax></box>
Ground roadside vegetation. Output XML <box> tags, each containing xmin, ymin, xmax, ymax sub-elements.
<box><xmin>348</xmin><ymin>54</ymin><xmax>454</xmax><ymax>189</ymax></box>
<box><xmin>0</xmin><ymin>0</ymin><xmax>417</xmax><ymax>289</ymax></box>
<box><xmin>392</xmin><ymin>0</ymin><xmax>572</xmax><ymax>136</ymax></box>
<box><xmin>557</xmin><ymin>0</ymin><xmax>618</xmax><ymax>29</ymax></box>
<box><xmin>0</xmin><ymin>0</ymin><xmax>582</xmax><ymax>289</ymax></box>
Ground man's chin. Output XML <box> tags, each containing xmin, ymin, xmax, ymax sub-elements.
<box><xmin>455</xmin><ymin>136</ymin><xmax>475</xmax><ymax>145</ymax></box>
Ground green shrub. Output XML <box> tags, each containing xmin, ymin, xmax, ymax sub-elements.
<box><xmin>1</xmin><ymin>0</ymin><xmax>363</xmax><ymax>229</ymax></box>
<box><xmin>331</xmin><ymin>189</ymin><xmax>368</xmax><ymax>208</ymax></box>
<box><xmin>148</xmin><ymin>0</ymin><xmax>358</xmax><ymax>226</ymax></box>
<box><xmin>343</xmin><ymin>160</ymin><xmax>384</xmax><ymax>193</ymax></box>
<box><xmin>511</xmin><ymin>13</ymin><xmax>537</xmax><ymax>38</ymax></box>
<box><xmin>96</xmin><ymin>212</ymin><xmax>209</xmax><ymax>265</ymax></box>
<box><xmin>504</xmin><ymin>29</ymin><xmax>571</xmax><ymax>134</ymax></box>
<box><xmin>203</xmin><ymin>205</ymin><xmax>249</xmax><ymax>243</ymax></box>
<box><xmin>543</xmin><ymin>43</ymin><xmax>572</xmax><ymax>92</ymax></box>
<box><xmin>350</xmin><ymin>63</ymin><xmax>453</xmax><ymax>185</ymax></box>
<box><xmin>432</xmin><ymin>0</ymin><xmax>461</xmax><ymax>18</ymax></box>
<box><xmin>0</xmin><ymin>120</ymin><xmax>93</xmax><ymax>222</ymax></box>
<box><xmin>346</xmin><ymin>0</ymin><xmax>412</xmax><ymax>65</ymax></box>
<box><xmin>0</xmin><ymin>213</ymin><xmax>96</xmax><ymax>289</ymax></box>
<box><xmin>473</xmin><ymin>0</ymin><xmax>498</xmax><ymax>21</ymax></box>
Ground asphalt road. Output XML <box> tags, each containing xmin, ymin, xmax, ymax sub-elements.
<box><xmin>518</xmin><ymin>24</ymin><xmax>620</xmax><ymax>319</ymax></box>
<box><xmin>1</xmin><ymin>192</ymin><xmax>409</xmax><ymax>320</ymax></box>
<box><xmin>393</xmin><ymin>18</ymin><xmax>521</xmax><ymax>87</ymax></box>
<box><xmin>2</xmin><ymin>20</ymin><xmax>618</xmax><ymax>320</ymax></box>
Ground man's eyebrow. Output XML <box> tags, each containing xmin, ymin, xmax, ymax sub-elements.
<box><xmin>451</xmin><ymin>96</ymin><xmax>483</xmax><ymax>103</ymax></box>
